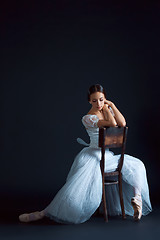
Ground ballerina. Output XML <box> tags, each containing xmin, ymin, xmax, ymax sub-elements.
<box><xmin>19</xmin><ymin>84</ymin><xmax>152</xmax><ymax>224</ymax></box>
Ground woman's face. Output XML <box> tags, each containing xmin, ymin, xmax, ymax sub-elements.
<box><xmin>89</xmin><ymin>92</ymin><xmax>105</xmax><ymax>111</ymax></box>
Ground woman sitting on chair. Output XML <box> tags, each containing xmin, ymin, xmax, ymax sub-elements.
<box><xmin>19</xmin><ymin>84</ymin><xmax>152</xmax><ymax>224</ymax></box>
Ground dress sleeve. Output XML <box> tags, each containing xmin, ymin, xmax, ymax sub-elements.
<box><xmin>82</xmin><ymin>115</ymin><xmax>99</xmax><ymax>128</ymax></box>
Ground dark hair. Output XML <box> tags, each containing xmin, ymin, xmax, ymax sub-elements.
<box><xmin>87</xmin><ymin>84</ymin><xmax>107</xmax><ymax>101</ymax></box>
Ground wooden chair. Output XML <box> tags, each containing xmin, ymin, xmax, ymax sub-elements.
<box><xmin>98</xmin><ymin>126</ymin><xmax>128</xmax><ymax>222</ymax></box>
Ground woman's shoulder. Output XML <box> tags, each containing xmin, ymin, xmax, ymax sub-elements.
<box><xmin>82</xmin><ymin>113</ymin><xmax>98</xmax><ymax>120</ymax></box>
<box><xmin>82</xmin><ymin>114</ymin><xmax>99</xmax><ymax>128</ymax></box>
<box><xmin>82</xmin><ymin>110</ymin><xmax>98</xmax><ymax>117</ymax></box>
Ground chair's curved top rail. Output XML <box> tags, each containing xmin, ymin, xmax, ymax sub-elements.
<box><xmin>99</xmin><ymin>126</ymin><xmax>128</xmax><ymax>148</ymax></box>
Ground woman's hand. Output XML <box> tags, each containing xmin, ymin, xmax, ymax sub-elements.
<box><xmin>104</xmin><ymin>99</ymin><xmax>114</xmax><ymax>107</ymax></box>
<box><xmin>103</xmin><ymin>100</ymin><xmax>115</xmax><ymax>118</ymax></box>
<box><xmin>101</xmin><ymin>99</ymin><xmax>117</xmax><ymax>125</ymax></box>
<box><xmin>104</xmin><ymin>99</ymin><xmax>126</xmax><ymax>127</ymax></box>
<box><xmin>103</xmin><ymin>102</ymin><xmax>109</xmax><ymax>110</ymax></box>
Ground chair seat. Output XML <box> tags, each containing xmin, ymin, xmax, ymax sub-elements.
<box><xmin>104</xmin><ymin>171</ymin><xmax>119</xmax><ymax>185</ymax></box>
<box><xmin>104</xmin><ymin>171</ymin><xmax>119</xmax><ymax>177</ymax></box>
<box><xmin>104</xmin><ymin>180</ymin><xmax>118</xmax><ymax>185</ymax></box>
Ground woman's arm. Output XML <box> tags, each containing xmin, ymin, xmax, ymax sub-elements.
<box><xmin>105</xmin><ymin>100</ymin><xmax>126</xmax><ymax>127</ymax></box>
<box><xmin>97</xmin><ymin>104</ymin><xmax>117</xmax><ymax>127</ymax></box>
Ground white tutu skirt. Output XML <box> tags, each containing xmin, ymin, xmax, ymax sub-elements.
<box><xmin>44</xmin><ymin>147</ymin><xmax>152</xmax><ymax>224</ymax></box>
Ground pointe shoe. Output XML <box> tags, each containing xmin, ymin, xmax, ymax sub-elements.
<box><xmin>19</xmin><ymin>211</ymin><xmax>45</xmax><ymax>223</ymax></box>
<box><xmin>131</xmin><ymin>197</ymin><xmax>142</xmax><ymax>221</ymax></box>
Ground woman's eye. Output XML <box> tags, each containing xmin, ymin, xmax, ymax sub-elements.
<box><xmin>100</xmin><ymin>99</ymin><xmax>103</xmax><ymax>101</ymax></box>
<box><xmin>92</xmin><ymin>100</ymin><xmax>96</xmax><ymax>102</ymax></box>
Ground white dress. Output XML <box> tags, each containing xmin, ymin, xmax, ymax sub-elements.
<box><xmin>44</xmin><ymin>114</ymin><xmax>152</xmax><ymax>224</ymax></box>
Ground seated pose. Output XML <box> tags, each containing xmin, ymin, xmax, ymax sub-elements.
<box><xmin>19</xmin><ymin>84</ymin><xmax>152</xmax><ymax>224</ymax></box>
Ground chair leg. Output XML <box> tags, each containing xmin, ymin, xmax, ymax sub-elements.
<box><xmin>118</xmin><ymin>173</ymin><xmax>126</xmax><ymax>219</ymax></box>
<box><xmin>102</xmin><ymin>184</ymin><xmax>108</xmax><ymax>222</ymax></box>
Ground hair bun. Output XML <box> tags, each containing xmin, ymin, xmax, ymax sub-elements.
<box><xmin>87</xmin><ymin>84</ymin><xmax>106</xmax><ymax>101</ymax></box>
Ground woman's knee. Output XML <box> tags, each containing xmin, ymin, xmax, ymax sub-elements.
<box><xmin>138</xmin><ymin>159</ymin><xmax>146</xmax><ymax>172</ymax></box>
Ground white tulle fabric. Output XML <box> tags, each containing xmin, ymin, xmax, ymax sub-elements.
<box><xmin>44</xmin><ymin>114</ymin><xmax>152</xmax><ymax>224</ymax></box>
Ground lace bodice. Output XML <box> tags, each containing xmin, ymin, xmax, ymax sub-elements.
<box><xmin>81</xmin><ymin>115</ymin><xmax>99</xmax><ymax>148</ymax></box>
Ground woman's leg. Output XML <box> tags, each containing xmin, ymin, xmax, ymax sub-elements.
<box><xmin>131</xmin><ymin>183</ymin><xmax>142</xmax><ymax>221</ymax></box>
<box><xmin>131</xmin><ymin>194</ymin><xmax>142</xmax><ymax>221</ymax></box>
<box><xmin>19</xmin><ymin>210</ymin><xmax>45</xmax><ymax>223</ymax></box>
<box><xmin>121</xmin><ymin>155</ymin><xmax>145</xmax><ymax>221</ymax></box>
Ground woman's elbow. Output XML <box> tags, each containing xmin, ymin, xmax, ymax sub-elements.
<box><xmin>111</xmin><ymin>121</ymin><xmax>117</xmax><ymax>127</ymax></box>
<box><xmin>118</xmin><ymin>120</ymin><xmax>126</xmax><ymax>127</ymax></box>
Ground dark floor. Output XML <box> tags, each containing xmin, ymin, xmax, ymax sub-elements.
<box><xmin>0</xmin><ymin>206</ymin><xmax>160</xmax><ymax>240</ymax></box>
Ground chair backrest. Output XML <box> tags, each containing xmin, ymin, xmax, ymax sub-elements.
<box><xmin>99</xmin><ymin>126</ymin><xmax>128</xmax><ymax>148</ymax></box>
<box><xmin>99</xmin><ymin>126</ymin><xmax>128</xmax><ymax>171</ymax></box>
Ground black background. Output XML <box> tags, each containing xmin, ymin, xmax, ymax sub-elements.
<box><xmin>1</xmin><ymin>0</ymin><xmax>160</xmax><ymax>217</ymax></box>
